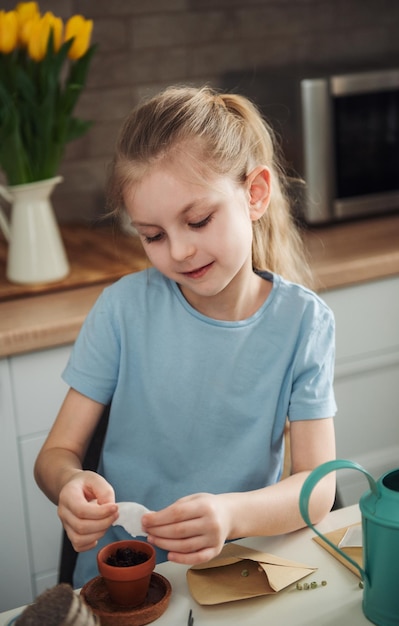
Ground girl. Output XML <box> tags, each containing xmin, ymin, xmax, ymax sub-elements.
<box><xmin>34</xmin><ymin>86</ymin><xmax>337</xmax><ymax>589</ymax></box>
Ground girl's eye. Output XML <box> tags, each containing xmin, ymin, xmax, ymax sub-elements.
<box><xmin>189</xmin><ymin>214</ymin><xmax>213</xmax><ymax>229</ymax></box>
<box><xmin>143</xmin><ymin>232</ymin><xmax>164</xmax><ymax>244</ymax></box>
<box><xmin>141</xmin><ymin>214</ymin><xmax>213</xmax><ymax>243</ymax></box>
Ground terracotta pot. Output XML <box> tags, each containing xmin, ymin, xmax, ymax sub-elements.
<box><xmin>97</xmin><ymin>540</ymin><xmax>156</xmax><ymax>608</ymax></box>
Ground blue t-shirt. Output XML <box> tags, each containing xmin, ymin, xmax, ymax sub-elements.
<box><xmin>63</xmin><ymin>268</ymin><xmax>336</xmax><ymax>587</ymax></box>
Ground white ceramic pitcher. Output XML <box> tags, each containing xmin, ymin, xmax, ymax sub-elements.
<box><xmin>0</xmin><ymin>176</ymin><xmax>70</xmax><ymax>285</ymax></box>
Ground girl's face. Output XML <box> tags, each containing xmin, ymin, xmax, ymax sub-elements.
<box><xmin>124</xmin><ymin>158</ymin><xmax>270</xmax><ymax>319</ymax></box>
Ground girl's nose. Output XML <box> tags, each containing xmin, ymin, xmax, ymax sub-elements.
<box><xmin>169</xmin><ymin>236</ymin><xmax>196</xmax><ymax>261</ymax></box>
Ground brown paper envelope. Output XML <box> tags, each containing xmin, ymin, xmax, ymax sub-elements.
<box><xmin>187</xmin><ymin>543</ymin><xmax>317</xmax><ymax>605</ymax></box>
<box><xmin>312</xmin><ymin>522</ymin><xmax>363</xmax><ymax>579</ymax></box>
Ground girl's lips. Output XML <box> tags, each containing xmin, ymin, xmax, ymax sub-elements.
<box><xmin>182</xmin><ymin>262</ymin><xmax>214</xmax><ymax>279</ymax></box>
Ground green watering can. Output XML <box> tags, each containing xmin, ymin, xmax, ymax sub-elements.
<box><xmin>300</xmin><ymin>459</ymin><xmax>399</xmax><ymax>626</ymax></box>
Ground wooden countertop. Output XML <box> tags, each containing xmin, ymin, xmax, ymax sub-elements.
<box><xmin>305</xmin><ymin>212</ymin><xmax>399</xmax><ymax>290</ymax></box>
<box><xmin>1</xmin><ymin>214</ymin><xmax>398</xmax><ymax>357</ymax></box>
<box><xmin>0</xmin><ymin>224</ymin><xmax>149</xmax><ymax>357</ymax></box>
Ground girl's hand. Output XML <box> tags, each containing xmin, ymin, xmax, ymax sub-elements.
<box><xmin>141</xmin><ymin>493</ymin><xmax>232</xmax><ymax>565</ymax></box>
<box><xmin>58</xmin><ymin>470</ymin><xmax>119</xmax><ymax>552</ymax></box>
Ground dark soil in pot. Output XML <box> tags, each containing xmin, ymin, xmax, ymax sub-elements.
<box><xmin>106</xmin><ymin>548</ymin><xmax>150</xmax><ymax>568</ymax></box>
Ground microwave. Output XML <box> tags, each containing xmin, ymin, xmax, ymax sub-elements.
<box><xmin>301</xmin><ymin>68</ymin><xmax>399</xmax><ymax>224</ymax></box>
<box><xmin>222</xmin><ymin>66</ymin><xmax>399</xmax><ymax>224</ymax></box>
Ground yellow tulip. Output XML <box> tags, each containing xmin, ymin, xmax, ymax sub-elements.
<box><xmin>16</xmin><ymin>1</ymin><xmax>40</xmax><ymax>24</ymax></box>
<box><xmin>16</xmin><ymin>1</ymin><xmax>40</xmax><ymax>43</ymax></box>
<box><xmin>43</xmin><ymin>12</ymin><xmax>63</xmax><ymax>52</ymax></box>
<box><xmin>0</xmin><ymin>10</ymin><xmax>18</xmax><ymax>53</ymax></box>
<box><xmin>26</xmin><ymin>15</ymin><xmax>49</xmax><ymax>61</ymax></box>
<box><xmin>25</xmin><ymin>12</ymin><xmax>63</xmax><ymax>61</ymax></box>
<box><xmin>19</xmin><ymin>15</ymin><xmax>38</xmax><ymax>48</ymax></box>
<box><xmin>64</xmin><ymin>15</ymin><xmax>93</xmax><ymax>60</ymax></box>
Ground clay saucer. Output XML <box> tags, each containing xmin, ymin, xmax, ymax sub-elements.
<box><xmin>81</xmin><ymin>572</ymin><xmax>171</xmax><ymax>626</ymax></box>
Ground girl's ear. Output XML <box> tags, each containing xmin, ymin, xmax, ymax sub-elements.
<box><xmin>246</xmin><ymin>166</ymin><xmax>271</xmax><ymax>221</ymax></box>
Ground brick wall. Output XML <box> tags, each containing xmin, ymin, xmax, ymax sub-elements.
<box><xmin>2</xmin><ymin>0</ymin><xmax>399</xmax><ymax>222</ymax></box>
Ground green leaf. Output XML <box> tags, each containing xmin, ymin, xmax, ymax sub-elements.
<box><xmin>0</xmin><ymin>35</ymin><xmax>97</xmax><ymax>184</ymax></box>
<box><xmin>66</xmin><ymin>117</ymin><xmax>93</xmax><ymax>142</ymax></box>
<box><xmin>62</xmin><ymin>43</ymin><xmax>98</xmax><ymax>114</ymax></box>
<box><xmin>0</xmin><ymin>94</ymin><xmax>32</xmax><ymax>184</ymax></box>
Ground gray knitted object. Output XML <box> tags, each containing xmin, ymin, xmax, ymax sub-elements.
<box><xmin>15</xmin><ymin>584</ymin><xmax>99</xmax><ymax>626</ymax></box>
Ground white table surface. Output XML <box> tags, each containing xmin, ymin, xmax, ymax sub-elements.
<box><xmin>0</xmin><ymin>505</ymin><xmax>368</xmax><ymax>626</ymax></box>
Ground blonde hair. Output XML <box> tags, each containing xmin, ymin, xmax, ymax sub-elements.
<box><xmin>107</xmin><ymin>85</ymin><xmax>312</xmax><ymax>287</ymax></box>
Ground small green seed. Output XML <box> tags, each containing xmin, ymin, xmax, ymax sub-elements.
<box><xmin>296</xmin><ymin>579</ymin><xmax>328</xmax><ymax>591</ymax></box>
<box><xmin>359</xmin><ymin>580</ymin><xmax>364</xmax><ymax>589</ymax></box>
<box><xmin>241</xmin><ymin>569</ymin><xmax>249</xmax><ymax>577</ymax></box>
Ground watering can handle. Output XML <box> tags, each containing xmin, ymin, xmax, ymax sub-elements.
<box><xmin>299</xmin><ymin>459</ymin><xmax>378</xmax><ymax>580</ymax></box>
<box><xmin>0</xmin><ymin>184</ymin><xmax>11</xmax><ymax>241</ymax></box>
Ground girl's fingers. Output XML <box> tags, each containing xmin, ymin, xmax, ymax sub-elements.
<box><xmin>143</xmin><ymin>494</ymin><xmax>229</xmax><ymax>563</ymax></box>
<box><xmin>59</xmin><ymin>505</ymin><xmax>118</xmax><ymax>538</ymax></box>
<box><xmin>59</xmin><ymin>502</ymin><xmax>117</xmax><ymax>530</ymax></box>
<box><xmin>147</xmin><ymin>532</ymin><xmax>204</xmax><ymax>553</ymax></box>
<box><xmin>145</xmin><ymin>516</ymin><xmax>203</xmax><ymax>540</ymax></box>
<box><xmin>65</xmin><ymin>525</ymin><xmax>101</xmax><ymax>552</ymax></box>
<box><xmin>167</xmin><ymin>546</ymin><xmax>218</xmax><ymax>565</ymax></box>
<box><xmin>58</xmin><ymin>500</ymin><xmax>119</xmax><ymax>553</ymax></box>
<box><xmin>142</xmin><ymin>493</ymin><xmax>210</xmax><ymax>531</ymax></box>
<box><xmin>62</xmin><ymin>508</ymin><xmax>117</xmax><ymax>552</ymax></box>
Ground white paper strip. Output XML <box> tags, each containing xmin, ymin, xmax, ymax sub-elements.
<box><xmin>112</xmin><ymin>501</ymin><xmax>151</xmax><ymax>537</ymax></box>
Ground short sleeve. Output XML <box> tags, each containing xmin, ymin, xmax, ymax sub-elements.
<box><xmin>62</xmin><ymin>289</ymin><xmax>120</xmax><ymax>404</ymax></box>
<box><xmin>288</xmin><ymin>305</ymin><xmax>337</xmax><ymax>421</ymax></box>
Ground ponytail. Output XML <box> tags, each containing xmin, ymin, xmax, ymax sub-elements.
<box><xmin>107</xmin><ymin>85</ymin><xmax>312</xmax><ymax>287</ymax></box>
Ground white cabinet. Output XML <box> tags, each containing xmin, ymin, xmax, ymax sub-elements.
<box><xmin>322</xmin><ymin>275</ymin><xmax>399</xmax><ymax>505</ymax></box>
<box><xmin>0</xmin><ymin>345</ymin><xmax>71</xmax><ymax>612</ymax></box>
<box><xmin>0</xmin><ymin>359</ymin><xmax>32</xmax><ymax>611</ymax></box>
